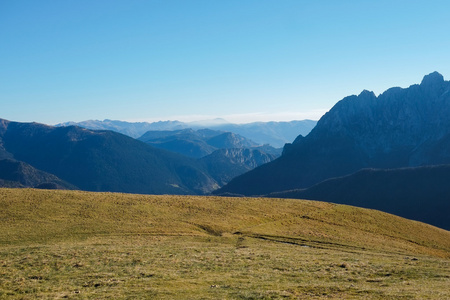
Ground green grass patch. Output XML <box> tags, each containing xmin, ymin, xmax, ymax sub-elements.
<box><xmin>0</xmin><ymin>188</ymin><xmax>449</xmax><ymax>299</ymax></box>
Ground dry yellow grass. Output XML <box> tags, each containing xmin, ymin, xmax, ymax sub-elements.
<box><xmin>0</xmin><ymin>188</ymin><xmax>449</xmax><ymax>299</ymax></box>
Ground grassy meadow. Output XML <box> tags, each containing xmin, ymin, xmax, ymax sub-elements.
<box><xmin>0</xmin><ymin>188</ymin><xmax>449</xmax><ymax>299</ymax></box>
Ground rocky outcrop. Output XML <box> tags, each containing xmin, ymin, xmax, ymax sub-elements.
<box><xmin>201</xmin><ymin>148</ymin><xmax>277</xmax><ymax>186</ymax></box>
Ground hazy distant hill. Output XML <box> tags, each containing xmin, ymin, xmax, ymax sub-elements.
<box><xmin>0</xmin><ymin>119</ymin><xmax>218</xmax><ymax>194</ymax></box>
<box><xmin>269</xmin><ymin>165</ymin><xmax>450</xmax><ymax>230</ymax></box>
<box><xmin>58</xmin><ymin>119</ymin><xmax>317</xmax><ymax>148</ymax></box>
<box><xmin>206</xmin><ymin>131</ymin><xmax>258</xmax><ymax>149</ymax></box>
<box><xmin>210</xmin><ymin>120</ymin><xmax>318</xmax><ymax>148</ymax></box>
<box><xmin>138</xmin><ymin>128</ymin><xmax>271</xmax><ymax>159</ymax></box>
<box><xmin>216</xmin><ymin>72</ymin><xmax>450</xmax><ymax>196</ymax></box>
<box><xmin>138</xmin><ymin>129</ymin><xmax>218</xmax><ymax>158</ymax></box>
<box><xmin>0</xmin><ymin>158</ymin><xmax>76</xmax><ymax>189</ymax></box>
<box><xmin>57</xmin><ymin>119</ymin><xmax>184</xmax><ymax>139</ymax></box>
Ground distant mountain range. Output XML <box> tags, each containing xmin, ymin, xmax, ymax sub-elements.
<box><xmin>58</xmin><ymin>119</ymin><xmax>317</xmax><ymax>148</ymax></box>
<box><xmin>216</xmin><ymin>72</ymin><xmax>450</xmax><ymax>196</ymax></box>
<box><xmin>0</xmin><ymin>120</ymin><xmax>217</xmax><ymax>194</ymax></box>
<box><xmin>0</xmin><ymin>118</ymin><xmax>279</xmax><ymax>194</ymax></box>
<box><xmin>268</xmin><ymin>165</ymin><xmax>450</xmax><ymax>230</ymax></box>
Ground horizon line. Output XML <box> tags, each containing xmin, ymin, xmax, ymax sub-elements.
<box><xmin>52</xmin><ymin>110</ymin><xmax>327</xmax><ymax>126</ymax></box>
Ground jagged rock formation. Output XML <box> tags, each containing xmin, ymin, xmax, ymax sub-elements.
<box><xmin>216</xmin><ymin>72</ymin><xmax>450</xmax><ymax>196</ymax></box>
<box><xmin>200</xmin><ymin>148</ymin><xmax>277</xmax><ymax>186</ymax></box>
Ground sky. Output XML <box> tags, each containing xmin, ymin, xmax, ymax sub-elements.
<box><xmin>1</xmin><ymin>0</ymin><xmax>450</xmax><ymax>125</ymax></box>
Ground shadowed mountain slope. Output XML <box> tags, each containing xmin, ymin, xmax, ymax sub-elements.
<box><xmin>138</xmin><ymin>129</ymin><xmax>218</xmax><ymax>158</ymax></box>
<box><xmin>216</xmin><ymin>72</ymin><xmax>450</xmax><ymax>196</ymax></box>
<box><xmin>0</xmin><ymin>159</ymin><xmax>76</xmax><ymax>189</ymax></box>
<box><xmin>268</xmin><ymin>165</ymin><xmax>450</xmax><ymax>230</ymax></box>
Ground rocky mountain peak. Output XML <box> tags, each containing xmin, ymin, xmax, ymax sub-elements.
<box><xmin>358</xmin><ymin>90</ymin><xmax>376</xmax><ymax>98</ymax></box>
<box><xmin>420</xmin><ymin>71</ymin><xmax>444</xmax><ymax>86</ymax></box>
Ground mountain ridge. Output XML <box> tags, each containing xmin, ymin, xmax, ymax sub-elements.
<box><xmin>0</xmin><ymin>118</ymin><xmax>281</xmax><ymax>194</ymax></box>
<box><xmin>216</xmin><ymin>72</ymin><xmax>450</xmax><ymax>196</ymax></box>
<box><xmin>58</xmin><ymin>119</ymin><xmax>317</xmax><ymax>148</ymax></box>
<box><xmin>138</xmin><ymin>128</ymin><xmax>265</xmax><ymax>158</ymax></box>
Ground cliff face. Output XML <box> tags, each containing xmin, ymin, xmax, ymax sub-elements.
<box><xmin>216</xmin><ymin>72</ymin><xmax>450</xmax><ymax>196</ymax></box>
<box><xmin>301</xmin><ymin>71</ymin><xmax>450</xmax><ymax>165</ymax></box>
<box><xmin>200</xmin><ymin>148</ymin><xmax>277</xmax><ymax>186</ymax></box>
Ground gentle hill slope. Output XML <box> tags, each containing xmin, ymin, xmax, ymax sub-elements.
<box><xmin>1</xmin><ymin>189</ymin><xmax>449</xmax><ymax>256</ymax></box>
<box><xmin>1</xmin><ymin>188</ymin><xmax>449</xmax><ymax>299</ymax></box>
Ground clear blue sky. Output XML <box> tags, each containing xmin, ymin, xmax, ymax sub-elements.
<box><xmin>1</xmin><ymin>0</ymin><xmax>450</xmax><ymax>125</ymax></box>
